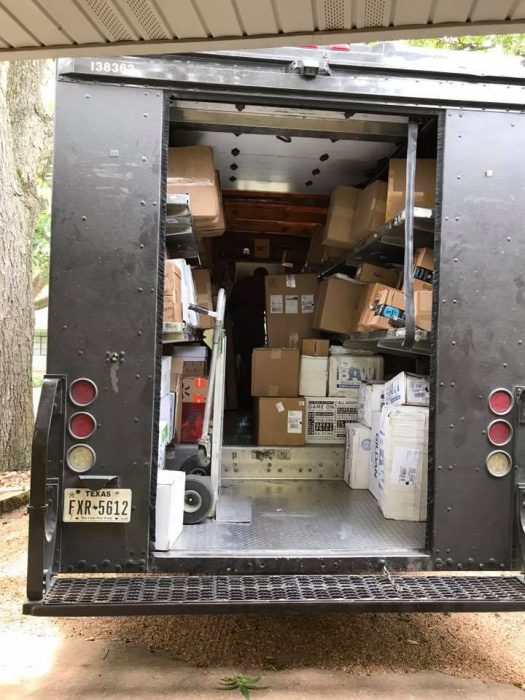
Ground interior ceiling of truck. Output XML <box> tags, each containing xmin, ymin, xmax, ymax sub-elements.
<box><xmin>0</xmin><ymin>0</ymin><xmax>523</xmax><ymax>60</ymax></box>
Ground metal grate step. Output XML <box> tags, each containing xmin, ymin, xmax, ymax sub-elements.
<box><xmin>25</xmin><ymin>574</ymin><xmax>525</xmax><ymax>616</ymax></box>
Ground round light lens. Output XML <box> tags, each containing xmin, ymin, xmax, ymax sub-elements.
<box><xmin>69</xmin><ymin>378</ymin><xmax>98</xmax><ymax>407</ymax></box>
<box><xmin>487</xmin><ymin>419</ymin><xmax>513</xmax><ymax>446</ymax></box>
<box><xmin>488</xmin><ymin>388</ymin><xmax>513</xmax><ymax>416</ymax></box>
<box><xmin>69</xmin><ymin>412</ymin><xmax>96</xmax><ymax>440</ymax></box>
<box><xmin>486</xmin><ymin>450</ymin><xmax>512</xmax><ymax>478</ymax></box>
<box><xmin>66</xmin><ymin>444</ymin><xmax>96</xmax><ymax>473</ymax></box>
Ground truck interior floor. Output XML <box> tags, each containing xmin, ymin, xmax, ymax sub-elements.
<box><xmin>156</xmin><ymin>480</ymin><xmax>426</xmax><ymax>558</ymax></box>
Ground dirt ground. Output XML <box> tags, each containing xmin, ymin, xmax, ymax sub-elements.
<box><xmin>1</xmin><ymin>494</ymin><xmax>525</xmax><ymax>696</ymax></box>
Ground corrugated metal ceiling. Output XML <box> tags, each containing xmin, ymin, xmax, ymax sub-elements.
<box><xmin>0</xmin><ymin>0</ymin><xmax>524</xmax><ymax>59</ymax></box>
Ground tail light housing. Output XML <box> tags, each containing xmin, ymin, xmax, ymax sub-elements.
<box><xmin>66</xmin><ymin>444</ymin><xmax>96</xmax><ymax>473</ymax></box>
<box><xmin>69</xmin><ymin>378</ymin><xmax>98</xmax><ymax>407</ymax></box>
<box><xmin>486</xmin><ymin>450</ymin><xmax>512</xmax><ymax>478</ymax></box>
<box><xmin>69</xmin><ymin>412</ymin><xmax>97</xmax><ymax>440</ymax></box>
<box><xmin>487</xmin><ymin>419</ymin><xmax>513</xmax><ymax>447</ymax></box>
<box><xmin>488</xmin><ymin>388</ymin><xmax>513</xmax><ymax>416</ymax></box>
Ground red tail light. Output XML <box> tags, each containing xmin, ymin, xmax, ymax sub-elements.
<box><xmin>69</xmin><ymin>412</ymin><xmax>96</xmax><ymax>439</ymax></box>
<box><xmin>69</xmin><ymin>378</ymin><xmax>98</xmax><ymax>407</ymax></box>
<box><xmin>487</xmin><ymin>419</ymin><xmax>512</xmax><ymax>447</ymax></box>
<box><xmin>488</xmin><ymin>388</ymin><xmax>513</xmax><ymax>416</ymax></box>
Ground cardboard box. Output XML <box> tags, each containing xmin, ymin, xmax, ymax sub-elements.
<box><xmin>265</xmin><ymin>274</ymin><xmax>318</xmax><ymax>348</ymax></box>
<box><xmin>251</xmin><ymin>348</ymin><xmax>300</xmax><ymax>397</ymax></box>
<box><xmin>160</xmin><ymin>356</ymin><xmax>172</xmax><ymax>398</ymax></box>
<box><xmin>356</xmin><ymin>283</ymin><xmax>406</xmax><ymax>332</ymax></box>
<box><xmin>353</xmin><ymin>180</ymin><xmax>387</xmax><ymax>241</ymax></box>
<box><xmin>197</xmin><ymin>180</ymin><xmax>225</xmax><ymax>238</ymax></box>
<box><xmin>344</xmin><ymin>423</ymin><xmax>372</xmax><ymax>489</ymax></box>
<box><xmin>386</xmin><ymin>159</ymin><xmax>436</xmax><ymax>222</ymax></box>
<box><xmin>171</xmin><ymin>375</ymin><xmax>183</xmax><ymax>444</ymax></box>
<box><xmin>328</xmin><ymin>352</ymin><xmax>384</xmax><ymax>397</ymax></box>
<box><xmin>191</xmin><ymin>268</ymin><xmax>214</xmax><ymax>330</ymax></box>
<box><xmin>299</xmin><ymin>355</ymin><xmax>328</xmax><ymax>397</ymax></box>
<box><xmin>301</xmin><ymin>338</ymin><xmax>329</xmax><ymax>356</ymax></box>
<box><xmin>305</xmin><ymin>396</ymin><xmax>358</xmax><ymax>444</ymax></box>
<box><xmin>171</xmin><ymin>345</ymin><xmax>207</xmax><ymax>391</ymax></box>
<box><xmin>415</xmin><ymin>290</ymin><xmax>432</xmax><ymax>332</ymax></box>
<box><xmin>312</xmin><ymin>277</ymin><xmax>365</xmax><ymax>335</ymax></box>
<box><xmin>164</xmin><ymin>260</ymin><xmax>183</xmax><ymax>324</ymax></box>
<box><xmin>377</xmin><ymin>405</ymin><xmax>429</xmax><ymax>521</ymax></box>
<box><xmin>155</xmin><ymin>470</ymin><xmax>185</xmax><ymax>551</ymax></box>
<box><xmin>167</xmin><ymin>147</ymin><xmax>221</xmax><ymax>229</ymax></box>
<box><xmin>322</xmin><ymin>185</ymin><xmax>359</xmax><ymax>248</ymax></box>
<box><xmin>254</xmin><ymin>238</ymin><xmax>270</xmax><ymax>258</ymax></box>
<box><xmin>384</xmin><ymin>371</ymin><xmax>429</xmax><ymax>407</ymax></box>
<box><xmin>182</xmin><ymin>376</ymin><xmax>208</xmax><ymax>404</ymax></box>
<box><xmin>368</xmin><ymin>410</ymin><xmax>382</xmax><ymax>501</ymax></box>
<box><xmin>355</xmin><ymin>262</ymin><xmax>399</xmax><ymax>287</ymax></box>
<box><xmin>358</xmin><ymin>381</ymin><xmax>385</xmax><ymax>428</ymax></box>
<box><xmin>171</xmin><ymin>259</ymin><xmax>198</xmax><ymax>327</ymax></box>
<box><xmin>412</xmin><ymin>247</ymin><xmax>434</xmax><ymax>292</ymax></box>
<box><xmin>256</xmin><ymin>397</ymin><xmax>305</xmax><ymax>446</ymax></box>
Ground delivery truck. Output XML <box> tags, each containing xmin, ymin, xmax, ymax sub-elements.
<box><xmin>24</xmin><ymin>43</ymin><xmax>525</xmax><ymax>615</ymax></box>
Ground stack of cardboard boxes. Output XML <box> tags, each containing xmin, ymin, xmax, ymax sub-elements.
<box><xmin>345</xmin><ymin>370</ymin><xmax>430</xmax><ymax>521</ymax></box>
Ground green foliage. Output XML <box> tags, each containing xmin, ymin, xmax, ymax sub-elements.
<box><xmin>32</xmin><ymin>206</ymin><xmax>51</xmax><ymax>279</ymax></box>
<box><xmin>218</xmin><ymin>675</ymin><xmax>268</xmax><ymax>698</ymax></box>
<box><xmin>407</xmin><ymin>34</ymin><xmax>525</xmax><ymax>57</ymax></box>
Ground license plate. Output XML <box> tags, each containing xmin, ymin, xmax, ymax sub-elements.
<box><xmin>63</xmin><ymin>488</ymin><xmax>132</xmax><ymax>523</ymax></box>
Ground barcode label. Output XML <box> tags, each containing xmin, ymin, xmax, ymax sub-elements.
<box><xmin>392</xmin><ymin>447</ymin><xmax>420</xmax><ymax>486</ymax></box>
<box><xmin>287</xmin><ymin>410</ymin><xmax>303</xmax><ymax>434</ymax></box>
<box><xmin>270</xmin><ymin>294</ymin><xmax>283</xmax><ymax>313</ymax></box>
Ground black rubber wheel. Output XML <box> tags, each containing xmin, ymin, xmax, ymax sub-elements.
<box><xmin>183</xmin><ymin>475</ymin><xmax>214</xmax><ymax>525</ymax></box>
<box><xmin>179</xmin><ymin>455</ymin><xmax>210</xmax><ymax>477</ymax></box>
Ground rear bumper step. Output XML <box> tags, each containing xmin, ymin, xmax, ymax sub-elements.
<box><xmin>24</xmin><ymin>574</ymin><xmax>525</xmax><ymax>616</ymax></box>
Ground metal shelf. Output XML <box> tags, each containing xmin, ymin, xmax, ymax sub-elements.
<box><xmin>165</xmin><ymin>194</ymin><xmax>200</xmax><ymax>263</ymax></box>
<box><xmin>342</xmin><ymin>328</ymin><xmax>431</xmax><ymax>357</ymax></box>
<box><xmin>320</xmin><ymin>207</ymin><xmax>435</xmax><ymax>277</ymax></box>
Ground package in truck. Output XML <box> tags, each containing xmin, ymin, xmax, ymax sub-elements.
<box><xmin>328</xmin><ymin>352</ymin><xmax>384</xmax><ymax>397</ymax></box>
<box><xmin>155</xmin><ymin>470</ymin><xmax>185</xmax><ymax>551</ymax></box>
<box><xmin>358</xmin><ymin>381</ymin><xmax>385</xmax><ymax>428</ymax></box>
<box><xmin>299</xmin><ymin>355</ymin><xmax>328</xmax><ymax>397</ymax></box>
<box><xmin>256</xmin><ymin>397</ymin><xmax>305</xmax><ymax>446</ymax></box>
<box><xmin>352</xmin><ymin>180</ymin><xmax>387</xmax><ymax>242</ymax></box>
<box><xmin>414</xmin><ymin>290</ymin><xmax>432</xmax><ymax>331</ymax></box>
<box><xmin>386</xmin><ymin>159</ymin><xmax>436</xmax><ymax>221</ymax></box>
<box><xmin>344</xmin><ymin>423</ymin><xmax>372</xmax><ymax>489</ymax></box>
<box><xmin>385</xmin><ymin>371</ymin><xmax>429</xmax><ymax>407</ymax></box>
<box><xmin>368</xmin><ymin>410</ymin><xmax>382</xmax><ymax>500</ymax></box>
<box><xmin>167</xmin><ymin>146</ymin><xmax>222</xmax><ymax>233</ymax></box>
<box><xmin>191</xmin><ymin>268</ymin><xmax>214</xmax><ymax>329</ymax></box>
<box><xmin>322</xmin><ymin>185</ymin><xmax>359</xmax><ymax>248</ymax></box>
<box><xmin>160</xmin><ymin>356</ymin><xmax>172</xmax><ymax>397</ymax></box>
<box><xmin>356</xmin><ymin>283</ymin><xmax>406</xmax><ymax>332</ymax></box>
<box><xmin>377</xmin><ymin>405</ymin><xmax>429</xmax><ymax>521</ymax></box>
<box><xmin>265</xmin><ymin>274</ymin><xmax>318</xmax><ymax>348</ymax></box>
<box><xmin>305</xmin><ymin>396</ymin><xmax>358</xmax><ymax>444</ymax></box>
<box><xmin>355</xmin><ymin>262</ymin><xmax>399</xmax><ymax>287</ymax></box>
<box><xmin>312</xmin><ymin>276</ymin><xmax>364</xmax><ymax>335</ymax></box>
<box><xmin>252</xmin><ymin>348</ymin><xmax>300</xmax><ymax>397</ymax></box>
<box><xmin>171</xmin><ymin>259</ymin><xmax>198</xmax><ymax>327</ymax></box>
<box><xmin>164</xmin><ymin>260</ymin><xmax>183</xmax><ymax>324</ymax></box>
<box><xmin>301</xmin><ymin>338</ymin><xmax>329</xmax><ymax>356</ymax></box>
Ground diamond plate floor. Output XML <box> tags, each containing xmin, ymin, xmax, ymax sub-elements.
<box><xmin>168</xmin><ymin>480</ymin><xmax>426</xmax><ymax>557</ymax></box>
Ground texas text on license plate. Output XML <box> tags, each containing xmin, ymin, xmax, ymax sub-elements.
<box><xmin>63</xmin><ymin>488</ymin><xmax>132</xmax><ymax>523</ymax></box>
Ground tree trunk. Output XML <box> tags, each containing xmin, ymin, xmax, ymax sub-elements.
<box><xmin>0</xmin><ymin>61</ymin><xmax>52</xmax><ymax>471</ymax></box>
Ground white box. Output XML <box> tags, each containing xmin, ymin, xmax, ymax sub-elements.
<box><xmin>305</xmin><ymin>396</ymin><xmax>358</xmax><ymax>444</ymax></box>
<box><xmin>384</xmin><ymin>371</ymin><xmax>429</xmax><ymax>407</ymax></box>
<box><xmin>344</xmin><ymin>423</ymin><xmax>372</xmax><ymax>489</ymax></box>
<box><xmin>173</xmin><ymin>259</ymin><xmax>198</xmax><ymax>327</ymax></box>
<box><xmin>159</xmin><ymin>394</ymin><xmax>173</xmax><ymax>445</ymax></box>
<box><xmin>377</xmin><ymin>405</ymin><xmax>429</xmax><ymax>521</ymax></box>
<box><xmin>155</xmin><ymin>470</ymin><xmax>185</xmax><ymax>550</ymax></box>
<box><xmin>299</xmin><ymin>355</ymin><xmax>328</xmax><ymax>397</ymax></box>
<box><xmin>161</xmin><ymin>356</ymin><xmax>172</xmax><ymax>397</ymax></box>
<box><xmin>328</xmin><ymin>353</ymin><xmax>384</xmax><ymax>397</ymax></box>
<box><xmin>358</xmin><ymin>381</ymin><xmax>385</xmax><ymax>428</ymax></box>
<box><xmin>368</xmin><ymin>410</ymin><xmax>382</xmax><ymax>500</ymax></box>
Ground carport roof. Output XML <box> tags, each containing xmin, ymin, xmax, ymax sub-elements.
<box><xmin>0</xmin><ymin>0</ymin><xmax>524</xmax><ymax>60</ymax></box>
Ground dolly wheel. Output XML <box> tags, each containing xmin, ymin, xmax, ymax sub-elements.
<box><xmin>183</xmin><ymin>475</ymin><xmax>214</xmax><ymax>525</ymax></box>
<box><xmin>180</xmin><ymin>455</ymin><xmax>210</xmax><ymax>477</ymax></box>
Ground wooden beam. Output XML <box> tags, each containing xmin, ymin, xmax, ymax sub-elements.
<box><xmin>224</xmin><ymin>201</ymin><xmax>327</xmax><ymax>224</ymax></box>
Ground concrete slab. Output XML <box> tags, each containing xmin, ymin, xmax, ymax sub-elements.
<box><xmin>0</xmin><ymin>638</ymin><xmax>522</xmax><ymax>700</ymax></box>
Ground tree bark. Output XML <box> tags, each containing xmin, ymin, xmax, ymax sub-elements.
<box><xmin>0</xmin><ymin>61</ymin><xmax>52</xmax><ymax>471</ymax></box>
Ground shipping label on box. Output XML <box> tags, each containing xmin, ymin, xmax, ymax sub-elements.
<box><xmin>328</xmin><ymin>354</ymin><xmax>384</xmax><ymax>397</ymax></box>
<box><xmin>265</xmin><ymin>274</ymin><xmax>319</xmax><ymax>348</ymax></box>
<box><xmin>344</xmin><ymin>423</ymin><xmax>372</xmax><ymax>489</ymax></box>
<box><xmin>358</xmin><ymin>382</ymin><xmax>385</xmax><ymax>428</ymax></box>
<box><xmin>305</xmin><ymin>397</ymin><xmax>358</xmax><ymax>444</ymax></box>
<box><xmin>256</xmin><ymin>398</ymin><xmax>305</xmax><ymax>446</ymax></box>
<box><xmin>385</xmin><ymin>372</ymin><xmax>429</xmax><ymax>407</ymax></box>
